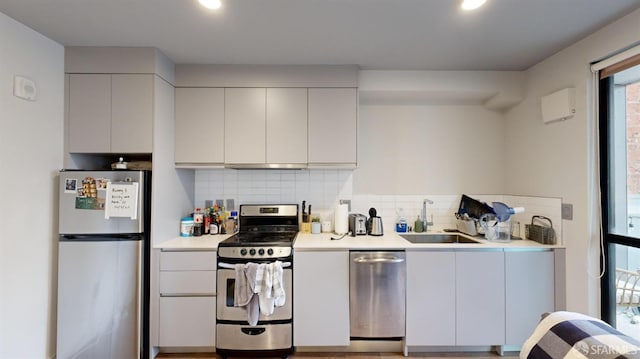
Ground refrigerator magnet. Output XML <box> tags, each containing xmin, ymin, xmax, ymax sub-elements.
<box><xmin>64</xmin><ymin>178</ymin><xmax>77</xmax><ymax>193</ymax></box>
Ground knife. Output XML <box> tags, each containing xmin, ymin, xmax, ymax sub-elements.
<box><xmin>301</xmin><ymin>201</ymin><xmax>307</xmax><ymax>222</ymax></box>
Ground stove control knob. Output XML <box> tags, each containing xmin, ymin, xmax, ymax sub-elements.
<box><xmin>258</xmin><ymin>248</ymin><xmax>265</xmax><ymax>256</ymax></box>
<box><xmin>267</xmin><ymin>248</ymin><xmax>274</xmax><ymax>256</ymax></box>
<box><xmin>249</xmin><ymin>248</ymin><xmax>256</xmax><ymax>256</ymax></box>
<box><xmin>240</xmin><ymin>248</ymin><xmax>248</xmax><ymax>256</ymax></box>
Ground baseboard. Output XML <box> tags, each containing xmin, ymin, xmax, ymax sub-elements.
<box><xmin>156</xmin><ymin>346</ymin><xmax>215</xmax><ymax>354</ymax></box>
<box><xmin>296</xmin><ymin>340</ymin><xmax>403</xmax><ymax>353</ymax></box>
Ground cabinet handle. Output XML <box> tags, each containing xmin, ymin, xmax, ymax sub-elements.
<box><xmin>353</xmin><ymin>256</ymin><xmax>405</xmax><ymax>264</ymax></box>
<box><xmin>160</xmin><ymin>293</ymin><xmax>214</xmax><ymax>297</ymax></box>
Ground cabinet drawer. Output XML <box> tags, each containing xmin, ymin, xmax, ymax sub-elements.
<box><xmin>160</xmin><ymin>271</ymin><xmax>216</xmax><ymax>296</ymax></box>
<box><xmin>159</xmin><ymin>296</ymin><xmax>216</xmax><ymax>347</ymax></box>
<box><xmin>160</xmin><ymin>250</ymin><xmax>216</xmax><ymax>271</ymax></box>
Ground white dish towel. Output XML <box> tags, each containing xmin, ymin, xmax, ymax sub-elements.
<box><xmin>255</xmin><ymin>261</ymin><xmax>286</xmax><ymax>315</ymax></box>
<box><xmin>234</xmin><ymin>263</ymin><xmax>259</xmax><ymax>326</ymax></box>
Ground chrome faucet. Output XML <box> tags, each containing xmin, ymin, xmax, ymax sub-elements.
<box><xmin>422</xmin><ymin>199</ymin><xmax>434</xmax><ymax>232</ymax></box>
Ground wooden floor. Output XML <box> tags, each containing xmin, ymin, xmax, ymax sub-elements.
<box><xmin>156</xmin><ymin>352</ymin><xmax>519</xmax><ymax>358</ymax></box>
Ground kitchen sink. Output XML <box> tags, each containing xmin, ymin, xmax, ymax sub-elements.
<box><xmin>400</xmin><ymin>234</ymin><xmax>482</xmax><ymax>244</ymax></box>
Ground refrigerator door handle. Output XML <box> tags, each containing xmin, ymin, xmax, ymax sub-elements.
<box><xmin>60</xmin><ymin>234</ymin><xmax>143</xmax><ymax>241</ymax></box>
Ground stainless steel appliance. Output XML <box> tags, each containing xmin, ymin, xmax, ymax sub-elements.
<box><xmin>216</xmin><ymin>204</ymin><xmax>297</xmax><ymax>359</ymax></box>
<box><xmin>349</xmin><ymin>251</ymin><xmax>406</xmax><ymax>338</ymax></box>
<box><xmin>367</xmin><ymin>207</ymin><xmax>384</xmax><ymax>236</ymax></box>
<box><xmin>349</xmin><ymin>213</ymin><xmax>367</xmax><ymax>236</ymax></box>
<box><xmin>57</xmin><ymin>170</ymin><xmax>151</xmax><ymax>359</ymax></box>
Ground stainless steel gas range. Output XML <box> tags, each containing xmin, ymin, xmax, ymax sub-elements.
<box><xmin>216</xmin><ymin>204</ymin><xmax>298</xmax><ymax>359</ymax></box>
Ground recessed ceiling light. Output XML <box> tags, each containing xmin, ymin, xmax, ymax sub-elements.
<box><xmin>461</xmin><ymin>0</ymin><xmax>487</xmax><ymax>11</ymax></box>
<box><xmin>199</xmin><ymin>0</ymin><xmax>222</xmax><ymax>10</ymax></box>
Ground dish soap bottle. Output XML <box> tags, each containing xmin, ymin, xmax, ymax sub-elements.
<box><xmin>414</xmin><ymin>215</ymin><xmax>424</xmax><ymax>233</ymax></box>
<box><xmin>395</xmin><ymin>208</ymin><xmax>408</xmax><ymax>233</ymax></box>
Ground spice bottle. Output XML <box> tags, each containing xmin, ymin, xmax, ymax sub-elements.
<box><xmin>193</xmin><ymin>208</ymin><xmax>203</xmax><ymax>237</ymax></box>
<box><xmin>203</xmin><ymin>208</ymin><xmax>211</xmax><ymax>234</ymax></box>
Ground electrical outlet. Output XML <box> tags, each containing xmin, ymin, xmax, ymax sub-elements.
<box><xmin>226</xmin><ymin>199</ymin><xmax>235</xmax><ymax>211</ymax></box>
<box><xmin>215</xmin><ymin>199</ymin><xmax>224</xmax><ymax>208</ymax></box>
<box><xmin>561</xmin><ymin>203</ymin><xmax>573</xmax><ymax>220</ymax></box>
<box><xmin>204</xmin><ymin>200</ymin><xmax>213</xmax><ymax>208</ymax></box>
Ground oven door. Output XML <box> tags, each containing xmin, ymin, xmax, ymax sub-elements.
<box><xmin>217</xmin><ymin>267</ymin><xmax>292</xmax><ymax>322</ymax></box>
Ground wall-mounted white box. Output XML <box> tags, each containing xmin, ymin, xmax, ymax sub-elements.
<box><xmin>541</xmin><ymin>88</ymin><xmax>575</xmax><ymax>124</ymax></box>
<box><xmin>13</xmin><ymin>75</ymin><xmax>37</xmax><ymax>101</ymax></box>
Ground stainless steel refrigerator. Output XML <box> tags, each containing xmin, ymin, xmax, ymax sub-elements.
<box><xmin>57</xmin><ymin>170</ymin><xmax>150</xmax><ymax>359</ymax></box>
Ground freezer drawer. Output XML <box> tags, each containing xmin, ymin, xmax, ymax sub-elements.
<box><xmin>349</xmin><ymin>251</ymin><xmax>406</xmax><ymax>338</ymax></box>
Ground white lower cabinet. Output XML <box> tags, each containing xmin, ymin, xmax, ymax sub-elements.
<box><xmin>293</xmin><ymin>250</ymin><xmax>350</xmax><ymax>346</ymax></box>
<box><xmin>455</xmin><ymin>251</ymin><xmax>505</xmax><ymax>346</ymax></box>
<box><xmin>159</xmin><ymin>296</ymin><xmax>216</xmax><ymax>347</ymax></box>
<box><xmin>406</xmin><ymin>251</ymin><xmax>456</xmax><ymax>346</ymax></box>
<box><xmin>505</xmin><ymin>250</ymin><xmax>555</xmax><ymax>345</ymax></box>
<box><xmin>406</xmin><ymin>249</ymin><xmax>554</xmax><ymax>349</ymax></box>
<box><xmin>158</xmin><ymin>250</ymin><xmax>216</xmax><ymax>348</ymax></box>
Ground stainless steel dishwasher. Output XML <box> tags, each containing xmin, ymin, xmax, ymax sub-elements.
<box><xmin>350</xmin><ymin>251</ymin><xmax>406</xmax><ymax>338</ymax></box>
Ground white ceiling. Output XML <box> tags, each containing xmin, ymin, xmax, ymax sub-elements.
<box><xmin>1</xmin><ymin>0</ymin><xmax>640</xmax><ymax>71</ymax></box>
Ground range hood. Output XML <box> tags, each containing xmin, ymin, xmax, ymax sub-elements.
<box><xmin>224</xmin><ymin>163</ymin><xmax>307</xmax><ymax>170</ymax></box>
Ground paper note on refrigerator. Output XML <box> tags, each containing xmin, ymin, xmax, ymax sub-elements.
<box><xmin>104</xmin><ymin>182</ymin><xmax>138</xmax><ymax>219</ymax></box>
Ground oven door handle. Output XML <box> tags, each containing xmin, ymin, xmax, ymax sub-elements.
<box><xmin>218</xmin><ymin>261</ymin><xmax>291</xmax><ymax>269</ymax></box>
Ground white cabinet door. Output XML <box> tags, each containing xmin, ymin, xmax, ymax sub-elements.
<box><xmin>224</xmin><ymin>88</ymin><xmax>266</xmax><ymax>164</ymax></box>
<box><xmin>406</xmin><ymin>251</ymin><xmax>456</xmax><ymax>346</ymax></box>
<box><xmin>159</xmin><ymin>271</ymin><xmax>216</xmax><ymax>296</ymax></box>
<box><xmin>266</xmin><ymin>88</ymin><xmax>307</xmax><ymax>164</ymax></box>
<box><xmin>293</xmin><ymin>250</ymin><xmax>349</xmax><ymax>346</ymax></box>
<box><xmin>505</xmin><ymin>250</ymin><xmax>555</xmax><ymax>345</ymax></box>
<box><xmin>159</xmin><ymin>296</ymin><xmax>215</xmax><ymax>347</ymax></box>
<box><xmin>308</xmin><ymin>88</ymin><xmax>357</xmax><ymax>165</ymax></box>
<box><xmin>455</xmin><ymin>251</ymin><xmax>505</xmax><ymax>346</ymax></box>
<box><xmin>68</xmin><ymin>74</ymin><xmax>112</xmax><ymax>153</ymax></box>
<box><xmin>68</xmin><ymin>74</ymin><xmax>153</xmax><ymax>153</ymax></box>
<box><xmin>159</xmin><ymin>250</ymin><xmax>217</xmax><ymax>271</ymax></box>
<box><xmin>111</xmin><ymin>74</ymin><xmax>153</xmax><ymax>153</ymax></box>
<box><xmin>175</xmin><ymin>88</ymin><xmax>225</xmax><ymax>164</ymax></box>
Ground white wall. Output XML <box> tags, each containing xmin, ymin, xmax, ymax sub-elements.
<box><xmin>505</xmin><ymin>8</ymin><xmax>640</xmax><ymax>315</ymax></box>
<box><xmin>354</xmin><ymin>105</ymin><xmax>505</xmax><ymax>194</ymax></box>
<box><xmin>0</xmin><ymin>12</ymin><xmax>64</xmax><ymax>359</ymax></box>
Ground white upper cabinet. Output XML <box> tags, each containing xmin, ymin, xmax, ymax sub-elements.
<box><xmin>68</xmin><ymin>74</ymin><xmax>112</xmax><ymax>153</ymax></box>
<box><xmin>175</xmin><ymin>88</ymin><xmax>225</xmax><ymax>164</ymax></box>
<box><xmin>111</xmin><ymin>74</ymin><xmax>153</xmax><ymax>153</ymax></box>
<box><xmin>224</xmin><ymin>88</ymin><xmax>266</xmax><ymax>164</ymax></box>
<box><xmin>68</xmin><ymin>74</ymin><xmax>153</xmax><ymax>153</ymax></box>
<box><xmin>308</xmin><ymin>88</ymin><xmax>357</xmax><ymax>165</ymax></box>
<box><xmin>266</xmin><ymin>88</ymin><xmax>308</xmax><ymax>164</ymax></box>
<box><xmin>224</xmin><ymin>87</ymin><xmax>309</xmax><ymax>166</ymax></box>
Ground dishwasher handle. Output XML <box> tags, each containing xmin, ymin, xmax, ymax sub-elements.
<box><xmin>353</xmin><ymin>256</ymin><xmax>405</xmax><ymax>264</ymax></box>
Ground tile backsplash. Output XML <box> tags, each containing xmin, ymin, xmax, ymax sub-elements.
<box><xmin>194</xmin><ymin>169</ymin><xmax>353</xmax><ymax>213</ymax></box>
<box><xmin>194</xmin><ymin>169</ymin><xmax>563</xmax><ymax>243</ymax></box>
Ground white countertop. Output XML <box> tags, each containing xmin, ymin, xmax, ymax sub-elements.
<box><xmin>294</xmin><ymin>231</ymin><xmax>561</xmax><ymax>251</ymax></box>
<box><xmin>155</xmin><ymin>231</ymin><xmax>562</xmax><ymax>251</ymax></box>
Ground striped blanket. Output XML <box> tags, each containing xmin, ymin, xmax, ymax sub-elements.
<box><xmin>520</xmin><ymin>311</ymin><xmax>640</xmax><ymax>359</ymax></box>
